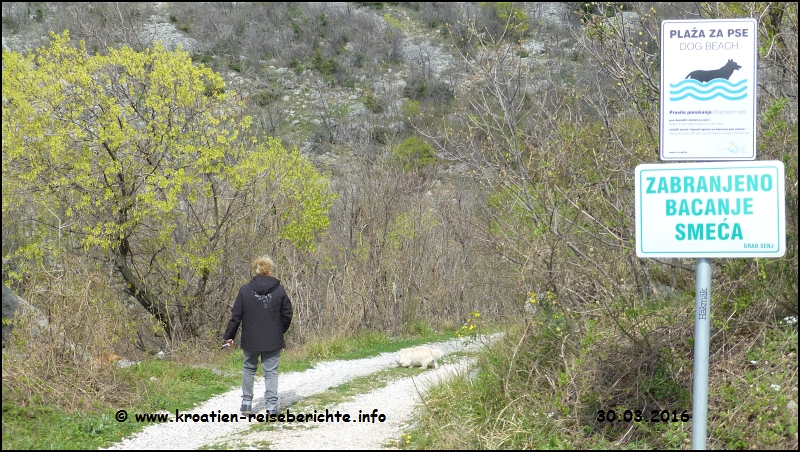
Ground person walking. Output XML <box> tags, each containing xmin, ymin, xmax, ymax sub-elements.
<box><xmin>223</xmin><ymin>255</ymin><xmax>293</xmax><ymax>416</ymax></box>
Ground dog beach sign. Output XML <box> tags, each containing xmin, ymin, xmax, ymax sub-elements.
<box><xmin>660</xmin><ymin>19</ymin><xmax>757</xmax><ymax>160</ymax></box>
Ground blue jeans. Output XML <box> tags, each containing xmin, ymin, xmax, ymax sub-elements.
<box><xmin>241</xmin><ymin>349</ymin><xmax>281</xmax><ymax>411</ymax></box>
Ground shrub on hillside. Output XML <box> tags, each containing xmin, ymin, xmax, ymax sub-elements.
<box><xmin>391</xmin><ymin>136</ymin><xmax>436</xmax><ymax>171</ymax></box>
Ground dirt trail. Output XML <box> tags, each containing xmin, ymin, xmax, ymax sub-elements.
<box><xmin>104</xmin><ymin>335</ymin><xmax>500</xmax><ymax>450</ymax></box>
<box><xmin>238</xmin><ymin>358</ymin><xmax>478</xmax><ymax>450</ymax></box>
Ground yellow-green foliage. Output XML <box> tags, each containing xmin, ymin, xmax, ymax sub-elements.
<box><xmin>479</xmin><ymin>2</ymin><xmax>530</xmax><ymax>38</ymax></box>
<box><xmin>391</xmin><ymin>136</ymin><xmax>436</xmax><ymax>171</ymax></box>
<box><xmin>403</xmin><ymin>99</ymin><xmax>420</xmax><ymax>118</ymax></box>
<box><xmin>2</xmin><ymin>30</ymin><xmax>334</xmax><ymax>285</ymax></box>
<box><xmin>383</xmin><ymin>13</ymin><xmax>404</xmax><ymax>32</ymax></box>
<box><xmin>239</xmin><ymin>137</ymin><xmax>335</xmax><ymax>251</ymax></box>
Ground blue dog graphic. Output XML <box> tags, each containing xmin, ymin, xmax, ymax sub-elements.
<box><xmin>685</xmin><ymin>59</ymin><xmax>742</xmax><ymax>83</ymax></box>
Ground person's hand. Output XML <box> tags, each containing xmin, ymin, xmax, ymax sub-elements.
<box><xmin>222</xmin><ymin>339</ymin><xmax>233</xmax><ymax>348</ymax></box>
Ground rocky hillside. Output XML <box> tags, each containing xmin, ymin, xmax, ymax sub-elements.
<box><xmin>2</xmin><ymin>2</ymin><xmax>581</xmax><ymax>166</ymax></box>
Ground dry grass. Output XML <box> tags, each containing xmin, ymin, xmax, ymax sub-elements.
<box><xmin>2</xmin><ymin>259</ymin><xmax>147</xmax><ymax>412</ymax></box>
<box><xmin>402</xmin><ymin>291</ymin><xmax>798</xmax><ymax>450</ymax></box>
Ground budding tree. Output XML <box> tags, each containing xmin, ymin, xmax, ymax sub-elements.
<box><xmin>2</xmin><ymin>31</ymin><xmax>334</xmax><ymax>339</ymax></box>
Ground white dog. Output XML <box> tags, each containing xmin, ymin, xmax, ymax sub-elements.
<box><xmin>396</xmin><ymin>346</ymin><xmax>443</xmax><ymax>369</ymax></box>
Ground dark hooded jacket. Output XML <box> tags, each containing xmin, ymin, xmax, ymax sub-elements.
<box><xmin>223</xmin><ymin>275</ymin><xmax>293</xmax><ymax>352</ymax></box>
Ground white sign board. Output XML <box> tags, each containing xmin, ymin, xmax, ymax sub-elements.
<box><xmin>636</xmin><ymin>161</ymin><xmax>785</xmax><ymax>257</ymax></box>
<box><xmin>661</xmin><ymin>19</ymin><xmax>757</xmax><ymax>161</ymax></box>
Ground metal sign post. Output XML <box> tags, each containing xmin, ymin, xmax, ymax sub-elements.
<box><xmin>636</xmin><ymin>160</ymin><xmax>786</xmax><ymax>450</ymax></box>
<box><xmin>692</xmin><ymin>258</ymin><xmax>712</xmax><ymax>450</ymax></box>
<box><xmin>650</xmin><ymin>17</ymin><xmax>773</xmax><ymax>451</ymax></box>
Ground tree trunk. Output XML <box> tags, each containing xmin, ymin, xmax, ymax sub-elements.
<box><xmin>116</xmin><ymin>237</ymin><xmax>173</xmax><ymax>337</ymax></box>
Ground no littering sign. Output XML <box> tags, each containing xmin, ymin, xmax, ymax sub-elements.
<box><xmin>635</xmin><ymin>161</ymin><xmax>785</xmax><ymax>258</ymax></box>
<box><xmin>653</xmin><ymin>17</ymin><xmax>782</xmax><ymax>451</ymax></box>
<box><xmin>661</xmin><ymin>19</ymin><xmax>757</xmax><ymax>160</ymax></box>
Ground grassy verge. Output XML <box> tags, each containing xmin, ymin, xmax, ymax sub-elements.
<box><xmin>1</xmin><ymin>327</ymin><xmax>456</xmax><ymax>450</ymax></box>
<box><xmin>2</xmin><ymin>353</ymin><xmax>242</xmax><ymax>450</ymax></box>
<box><xmin>399</xmin><ymin>299</ymin><xmax>798</xmax><ymax>449</ymax></box>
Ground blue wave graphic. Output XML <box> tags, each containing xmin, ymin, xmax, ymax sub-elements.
<box><xmin>669</xmin><ymin>78</ymin><xmax>748</xmax><ymax>102</ymax></box>
<box><xmin>669</xmin><ymin>79</ymin><xmax>747</xmax><ymax>89</ymax></box>
<box><xmin>670</xmin><ymin>84</ymin><xmax>747</xmax><ymax>96</ymax></box>
<box><xmin>671</xmin><ymin>92</ymin><xmax>748</xmax><ymax>101</ymax></box>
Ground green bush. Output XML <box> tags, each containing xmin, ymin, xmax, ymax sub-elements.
<box><xmin>252</xmin><ymin>88</ymin><xmax>282</xmax><ymax>107</ymax></box>
<box><xmin>370</xmin><ymin>126</ymin><xmax>390</xmax><ymax>145</ymax></box>
<box><xmin>353</xmin><ymin>52</ymin><xmax>365</xmax><ymax>68</ymax></box>
<box><xmin>479</xmin><ymin>2</ymin><xmax>530</xmax><ymax>39</ymax></box>
<box><xmin>391</xmin><ymin>136</ymin><xmax>436</xmax><ymax>171</ymax></box>
<box><xmin>363</xmin><ymin>91</ymin><xmax>387</xmax><ymax>113</ymax></box>
<box><xmin>403</xmin><ymin>99</ymin><xmax>420</xmax><ymax>118</ymax></box>
<box><xmin>2</xmin><ymin>16</ymin><xmax>20</xmax><ymax>34</ymax></box>
<box><xmin>289</xmin><ymin>59</ymin><xmax>304</xmax><ymax>75</ymax></box>
<box><xmin>337</xmin><ymin>33</ymin><xmax>349</xmax><ymax>50</ymax></box>
<box><xmin>290</xmin><ymin>19</ymin><xmax>302</xmax><ymax>37</ymax></box>
<box><xmin>190</xmin><ymin>52</ymin><xmax>213</xmax><ymax>66</ymax></box>
<box><xmin>356</xmin><ymin>2</ymin><xmax>385</xmax><ymax>10</ymax></box>
<box><xmin>402</xmin><ymin>75</ymin><xmax>454</xmax><ymax>103</ymax></box>
<box><xmin>311</xmin><ymin>51</ymin><xmax>339</xmax><ymax>77</ymax></box>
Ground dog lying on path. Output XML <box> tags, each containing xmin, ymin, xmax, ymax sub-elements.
<box><xmin>396</xmin><ymin>346</ymin><xmax>443</xmax><ymax>369</ymax></box>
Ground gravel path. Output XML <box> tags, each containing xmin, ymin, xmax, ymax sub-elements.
<box><xmin>104</xmin><ymin>334</ymin><xmax>501</xmax><ymax>450</ymax></box>
<box><xmin>240</xmin><ymin>356</ymin><xmax>479</xmax><ymax>450</ymax></box>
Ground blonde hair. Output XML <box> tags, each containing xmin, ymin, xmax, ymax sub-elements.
<box><xmin>252</xmin><ymin>255</ymin><xmax>274</xmax><ymax>276</ymax></box>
